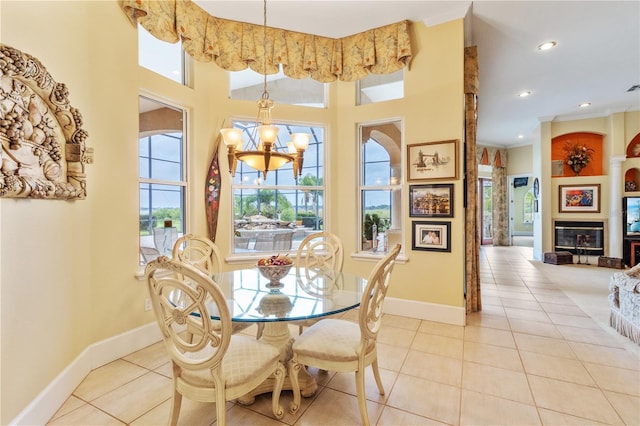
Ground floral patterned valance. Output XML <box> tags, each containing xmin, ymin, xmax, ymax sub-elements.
<box><xmin>121</xmin><ymin>0</ymin><xmax>412</xmax><ymax>82</ymax></box>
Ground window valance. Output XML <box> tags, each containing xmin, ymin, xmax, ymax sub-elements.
<box><xmin>121</xmin><ymin>0</ymin><xmax>412</xmax><ymax>82</ymax></box>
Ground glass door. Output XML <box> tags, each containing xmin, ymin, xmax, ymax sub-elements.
<box><xmin>479</xmin><ymin>178</ymin><xmax>493</xmax><ymax>245</ymax></box>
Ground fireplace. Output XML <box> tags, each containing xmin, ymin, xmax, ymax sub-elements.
<box><xmin>554</xmin><ymin>221</ymin><xmax>604</xmax><ymax>255</ymax></box>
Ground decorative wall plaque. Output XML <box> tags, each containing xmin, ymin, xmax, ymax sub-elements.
<box><xmin>0</xmin><ymin>44</ymin><xmax>93</xmax><ymax>199</ymax></box>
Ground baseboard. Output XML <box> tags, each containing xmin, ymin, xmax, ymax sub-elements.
<box><xmin>383</xmin><ymin>297</ymin><xmax>466</xmax><ymax>326</ymax></box>
<box><xmin>12</xmin><ymin>299</ymin><xmax>462</xmax><ymax>425</ymax></box>
<box><xmin>11</xmin><ymin>322</ymin><xmax>161</xmax><ymax>426</ymax></box>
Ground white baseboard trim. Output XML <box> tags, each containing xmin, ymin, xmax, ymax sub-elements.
<box><xmin>383</xmin><ymin>297</ymin><xmax>466</xmax><ymax>326</ymax></box>
<box><xmin>11</xmin><ymin>322</ymin><xmax>161</xmax><ymax>426</ymax></box>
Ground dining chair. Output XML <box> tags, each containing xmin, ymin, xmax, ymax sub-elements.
<box><xmin>139</xmin><ymin>246</ymin><xmax>160</xmax><ymax>264</ymax></box>
<box><xmin>234</xmin><ymin>235</ymin><xmax>251</xmax><ymax>249</ymax></box>
<box><xmin>254</xmin><ymin>233</ymin><xmax>275</xmax><ymax>251</ymax></box>
<box><xmin>145</xmin><ymin>256</ymin><xmax>297</xmax><ymax>426</ymax></box>
<box><xmin>295</xmin><ymin>231</ymin><xmax>344</xmax><ymax>279</ymax></box>
<box><xmin>289</xmin><ymin>244</ymin><xmax>401</xmax><ymax>426</ymax></box>
<box><xmin>172</xmin><ymin>234</ymin><xmax>251</xmax><ymax>335</ymax></box>
<box><xmin>273</xmin><ymin>231</ymin><xmax>293</xmax><ymax>250</ymax></box>
<box><xmin>172</xmin><ymin>233</ymin><xmax>223</xmax><ymax>274</ymax></box>
<box><xmin>291</xmin><ymin>231</ymin><xmax>345</xmax><ymax>334</ymax></box>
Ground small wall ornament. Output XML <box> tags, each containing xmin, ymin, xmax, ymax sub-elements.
<box><xmin>0</xmin><ymin>43</ymin><xmax>93</xmax><ymax>199</ymax></box>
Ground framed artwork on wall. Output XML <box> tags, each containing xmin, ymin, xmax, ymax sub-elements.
<box><xmin>411</xmin><ymin>221</ymin><xmax>451</xmax><ymax>252</ymax></box>
<box><xmin>406</xmin><ymin>140</ymin><xmax>458</xmax><ymax>181</ymax></box>
<box><xmin>558</xmin><ymin>184</ymin><xmax>600</xmax><ymax>213</ymax></box>
<box><xmin>409</xmin><ymin>184</ymin><xmax>454</xmax><ymax>217</ymax></box>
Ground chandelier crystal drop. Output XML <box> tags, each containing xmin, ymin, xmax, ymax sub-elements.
<box><xmin>219</xmin><ymin>0</ymin><xmax>310</xmax><ymax>180</ymax></box>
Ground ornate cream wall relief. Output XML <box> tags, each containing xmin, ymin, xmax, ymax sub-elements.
<box><xmin>0</xmin><ymin>44</ymin><xmax>93</xmax><ymax>199</ymax></box>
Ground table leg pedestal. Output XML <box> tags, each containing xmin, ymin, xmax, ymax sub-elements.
<box><xmin>236</xmin><ymin>321</ymin><xmax>318</xmax><ymax>405</ymax></box>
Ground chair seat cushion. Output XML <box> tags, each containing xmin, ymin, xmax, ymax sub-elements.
<box><xmin>292</xmin><ymin>318</ymin><xmax>362</xmax><ymax>361</ymax></box>
<box><xmin>182</xmin><ymin>334</ymin><xmax>280</xmax><ymax>387</ymax></box>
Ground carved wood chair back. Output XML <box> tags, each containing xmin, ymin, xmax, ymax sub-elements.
<box><xmin>145</xmin><ymin>256</ymin><xmax>291</xmax><ymax>425</ymax></box>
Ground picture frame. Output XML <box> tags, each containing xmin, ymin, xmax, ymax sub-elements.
<box><xmin>558</xmin><ymin>184</ymin><xmax>600</xmax><ymax>213</ymax></box>
<box><xmin>409</xmin><ymin>184</ymin><xmax>454</xmax><ymax>217</ymax></box>
<box><xmin>411</xmin><ymin>221</ymin><xmax>451</xmax><ymax>252</ymax></box>
<box><xmin>407</xmin><ymin>140</ymin><xmax>458</xmax><ymax>181</ymax></box>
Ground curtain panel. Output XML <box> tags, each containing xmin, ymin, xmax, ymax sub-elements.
<box><xmin>464</xmin><ymin>46</ymin><xmax>481</xmax><ymax>314</ymax></box>
<box><xmin>121</xmin><ymin>0</ymin><xmax>412</xmax><ymax>82</ymax></box>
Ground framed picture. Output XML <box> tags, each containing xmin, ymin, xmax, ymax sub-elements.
<box><xmin>411</xmin><ymin>221</ymin><xmax>451</xmax><ymax>252</ymax></box>
<box><xmin>558</xmin><ymin>184</ymin><xmax>600</xmax><ymax>213</ymax></box>
<box><xmin>409</xmin><ymin>184</ymin><xmax>454</xmax><ymax>217</ymax></box>
<box><xmin>407</xmin><ymin>140</ymin><xmax>458</xmax><ymax>181</ymax></box>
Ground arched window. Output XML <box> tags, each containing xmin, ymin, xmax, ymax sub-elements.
<box><xmin>358</xmin><ymin>120</ymin><xmax>403</xmax><ymax>254</ymax></box>
<box><xmin>523</xmin><ymin>189</ymin><xmax>534</xmax><ymax>223</ymax></box>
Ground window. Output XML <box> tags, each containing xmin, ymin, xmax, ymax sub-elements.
<box><xmin>230</xmin><ymin>67</ymin><xmax>326</xmax><ymax>108</ymax></box>
<box><xmin>230</xmin><ymin>122</ymin><xmax>325</xmax><ymax>254</ymax></box>
<box><xmin>523</xmin><ymin>189</ymin><xmax>534</xmax><ymax>223</ymax></box>
<box><xmin>359</xmin><ymin>120</ymin><xmax>403</xmax><ymax>254</ymax></box>
<box><xmin>139</xmin><ymin>97</ymin><xmax>186</xmax><ymax>264</ymax></box>
<box><xmin>356</xmin><ymin>69</ymin><xmax>404</xmax><ymax>105</ymax></box>
<box><xmin>138</xmin><ymin>25</ymin><xmax>186</xmax><ymax>85</ymax></box>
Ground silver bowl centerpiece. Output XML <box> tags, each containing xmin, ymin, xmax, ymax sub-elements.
<box><xmin>257</xmin><ymin>254</ymin><xmax>293</xmax><ymax>287</ymax></box>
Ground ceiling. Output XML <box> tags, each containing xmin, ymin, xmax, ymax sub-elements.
<box><xmin>194</xmin><ymin>1</ymin><xmax>640</xmax><ymax>148</ymax></box>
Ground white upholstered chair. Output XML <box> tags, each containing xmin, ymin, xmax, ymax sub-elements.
<box><xmin>290</xmin><ymin>244</ymin><xmax>401</xmax><ymax>426</ymax></box>
<box><xmin>145</xmin><ymin>257</ymin><xmax>297</xmax><ymax>426</ymax></box>
<box><xmin>172</xmin><ymin>233</ymin><xmax>223</xmax><ymax>274</ymax></box>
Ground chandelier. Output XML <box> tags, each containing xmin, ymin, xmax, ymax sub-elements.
<box><xmin>220</xmin><ymin>0</ymin><xmax>310</xmax><ymax>180</ymax></box>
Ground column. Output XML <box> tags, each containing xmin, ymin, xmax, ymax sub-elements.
<box><xmin>609</xmin><ymin>155</ymin><xmax>626</xmax><ymax>258</ymax></box>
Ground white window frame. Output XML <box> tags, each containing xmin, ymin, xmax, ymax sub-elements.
<box><xmin>355</xmin><ymin>118</ymin><xmax>404</xmax><ymax>260</ymax></box>
<box><xmin>138</xmin><ymin>96</ymin><xmax>188</xmax><ymax>265</ymax></box>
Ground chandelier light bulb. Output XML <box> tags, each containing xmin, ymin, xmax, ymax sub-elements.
<box><xmin>220</xmin><ymin>128</ymin><xmax>243</xmax><ymax>147</ymax></box>
<box><xmin>291</xmin><ymin>133</ymin><xmax>310</xmax><ymax>151</ymax></box>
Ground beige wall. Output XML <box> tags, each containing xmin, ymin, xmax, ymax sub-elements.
<box><xmin>507</xmin><ymin>145</ymin><xmax>533</xmax><ymax>176</ymax></box>
<box><xmin>1</xmin><ymin>1</ymin><xmax>466</xmax><ymax>421</ymax></box>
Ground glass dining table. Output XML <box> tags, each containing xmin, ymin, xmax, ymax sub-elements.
<box><xmin>185</xmin><ymin>266</ymin><xmax>368</xmax><ymax>403</ymax></box>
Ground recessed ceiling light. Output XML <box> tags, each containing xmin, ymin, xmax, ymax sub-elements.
<box><xmin>538</xmin><ymin>41</ymin><xmax>557</xmax><ymax>51</ymax></box>
<box><xmin>579</xmin><ymin>102</ymin><xmax>591</xmax><ymax>108</ymax></box>
<box><xmin>518</xmin><ymin>134</ymin><xmax>524</xmax><ymax>139</ymax></box>
<box><xmin>519</xmin><ymin>91</ymin><xmax>532</xmax><ymax>97</ymax></box>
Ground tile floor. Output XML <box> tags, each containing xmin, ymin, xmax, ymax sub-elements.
<box><xmin>48</xmin><ymin>246</ymin><xmax>640</xmax><ymax>425</ymax></box>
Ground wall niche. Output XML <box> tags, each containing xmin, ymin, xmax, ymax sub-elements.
<box><xmin>625</xmin><ymin>168</ymin><xmax>640</xmax><ymax>192</ymax></box>
<box><xmin>551</xmin><ymin>132</ymin><xmax>603</xmax><ymax>177</ymax></box>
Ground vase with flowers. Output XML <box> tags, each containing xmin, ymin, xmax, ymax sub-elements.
<box><xmin>564</xmin><ymin>142</ymin><xmax>594</xmax><ymax>176</ymax></box>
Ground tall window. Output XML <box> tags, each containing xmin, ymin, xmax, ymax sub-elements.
<box><xmin>138</xmin><ymin>25</ymin><xmax>186</xmax><ymax>85</ymax></box>
<box><xmin>356</xmin><ymin>69</ymin><xmax>404</xmax><ymax>105</ymax></box>
<box><xmin>138</xmin><ymin>97</ymin><xmax>186</xmax><ymax>264</ymax></box>
<box><xmin>359</xmin><ymin>120</ymin><xmax>403</xmax><ymax>254</ymax></box>
<box><xmin>230</xmin><ymin>122</ymin><xmax>325</xmax><ymax>254</ymax></box>
<box><xmin>230</xmin><ymin>67</ymin><xmax>326</xmax><ymax>108</ymax></box>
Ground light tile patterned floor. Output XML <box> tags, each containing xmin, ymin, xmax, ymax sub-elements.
<box><xmin>48</xmin><ymin>246</ymin><xmax>640</xmax><ymax>425</ymax></box>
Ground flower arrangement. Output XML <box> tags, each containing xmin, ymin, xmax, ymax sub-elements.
<box><xmin>564</xmin><ymin>142</ymin><xmax>594</xmax><ymax>175</ymax></box>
